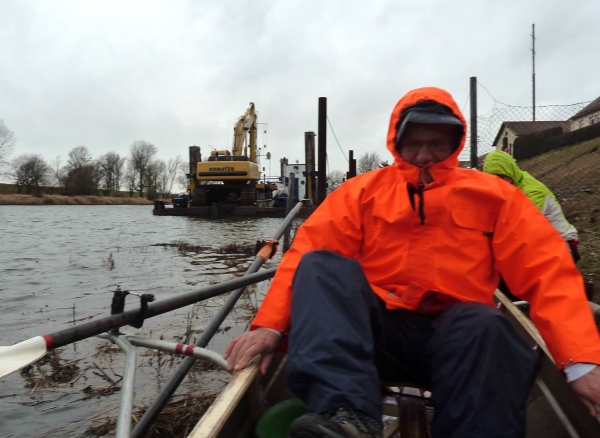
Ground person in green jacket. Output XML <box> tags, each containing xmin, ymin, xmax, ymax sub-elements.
<box><xmin>483</xmin><ymin>150</ymin><xmax>580</xmax><ymax>262</ymax></box>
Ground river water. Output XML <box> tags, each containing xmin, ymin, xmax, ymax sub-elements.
<box><xmin>0</xmin><ymin>205</ymin><xmax>286</xmax><ymax>437</ymax></box>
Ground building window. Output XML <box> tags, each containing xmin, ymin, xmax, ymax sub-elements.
<box><xmin>591</xmin><ymin>117</ymin><xmax>595</xmax><ymax>125</ymax></box>
<box><xmin>580</xmin><ymin>120</ymin><xmax>585</xmax><ymax>129</ymax></box>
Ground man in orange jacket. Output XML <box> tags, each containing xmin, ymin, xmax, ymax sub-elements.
<box><xmin>225</xmin><ymin>87</ymin><xmax>600</xmax><ymax>438</ymax></box>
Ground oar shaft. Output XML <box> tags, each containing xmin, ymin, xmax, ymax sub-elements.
<box><xmin>131</xmin><ymin>201</ymin><xmax>305</xmax><ymax>438</ymax></box>
<box><xmin>44</xmin><ymin>267</ymin><xmax>277</xmax><ymax>350</ymax></box>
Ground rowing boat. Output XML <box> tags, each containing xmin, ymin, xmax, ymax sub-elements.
<box><xmin>187</xmin><ymin>291</ymin><xmax>600</xmax><ymax>438</ymax></box>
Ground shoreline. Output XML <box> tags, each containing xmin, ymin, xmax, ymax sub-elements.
<box><xmin>0</xmin><ymin>194</ymin><xmax>164</xmax><ymax>206</ymax></box>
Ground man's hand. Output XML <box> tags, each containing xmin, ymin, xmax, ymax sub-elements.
<box><xmin>224</xmin><ymin>328</ymin><xmax>281</xmax><ymax>375</ymax></box>
<box><xmin>570</xmin><ymin>366</ymin><xmax>600</xmax><ymax>416</ymax></box>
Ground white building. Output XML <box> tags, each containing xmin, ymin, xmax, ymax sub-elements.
<box><xmin>492</xmin><ymin>121</ymin><xmax>570</xmax><ymax>154</ymax></box>
<box><xmin>281</xmin><ymin>163</ymin><xmax>308</xmax><ymax>200</ymax></box>
<box><xmin>569</xmin><ymin>96</ymin><xmax>600</xmax><ymax>131</ymax></box>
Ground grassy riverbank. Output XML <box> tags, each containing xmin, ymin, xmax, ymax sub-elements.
<box><xmin>0</xmin><ymin>194</ymin><xmax>156</xmax><ymax>205</ymax></box>
<box><xmin>519</xmin><ymin>137</ymin><xmax>600</xmax><ymax>301</ymax></box>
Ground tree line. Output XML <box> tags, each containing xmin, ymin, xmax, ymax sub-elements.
<box><xmin>0</xmin><ymin>120</ymin><xmax>186</xmax><ymax>198</ymax></box>
<box><xmin>326</xmin><ymin>152</ymin><xmax>389</xmax><ymax>193</ymax></box>
<box><xmin>0</xmin><ymin>119</ymin><xmax>392</xmax><ymax>198</ymax></box>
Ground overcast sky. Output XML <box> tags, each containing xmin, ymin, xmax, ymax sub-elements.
<box><xmin>1</xmin><ymin>0</ymin><xmax>599</xmax><ymax>181</ymax></box>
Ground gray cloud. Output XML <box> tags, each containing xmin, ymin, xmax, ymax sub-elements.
<box><xmin>1</xmin><ymin>0</ymin><xmax>599</xmax><ymax>178</ymax></box>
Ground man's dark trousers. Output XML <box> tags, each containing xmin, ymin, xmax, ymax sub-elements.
<box><xmin>286</xmin><ymin>250</ymin><xmax>540</xmax><ymax>438</ymax></box>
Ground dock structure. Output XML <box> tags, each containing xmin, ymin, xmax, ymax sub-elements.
<box><xmin>152</xmin><ymin>202</ymin><xmax>288</xmax><ymax>218</ymax></box>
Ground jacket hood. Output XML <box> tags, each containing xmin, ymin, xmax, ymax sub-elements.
<box><xmin>386</xmin><ymin>87</ymin><xmax>467</xmax><ymax>182</ymax></box>
<box><xmin>483</xmin><ymin>150</ymin><xmax>524</xmax><ymax>185</ymax></box>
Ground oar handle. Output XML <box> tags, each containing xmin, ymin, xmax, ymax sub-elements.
<box><xmin>43</xmin><ymin>267</ymin><xmax>277</xmax><ymax>349</ymax></box>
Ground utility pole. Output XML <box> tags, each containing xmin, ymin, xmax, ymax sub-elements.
<box><xmin>532</xmin><ymin>23</ymin><xmax>536</xmax><ymax>121</ymax></box>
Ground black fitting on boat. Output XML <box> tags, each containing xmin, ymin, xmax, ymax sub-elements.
<box><xmin>109</xmin><ymin>286</ymin><xmax>155</xmax><ymax>330</ymax></box>
<box><xmin>130</xmin><ymin>294</ymin><xmax>155</xmax><ymax>329</ymax></box>
<box><xmin>110</xmin><ymin>286</ymin><xmax>129</xmax><ymax>315</ymax></box>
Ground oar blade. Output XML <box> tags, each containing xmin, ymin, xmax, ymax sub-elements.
<box><xmin>0</xmin><ymin>336</ymin><xmax>48</xmax><ymax>378</ymax></box>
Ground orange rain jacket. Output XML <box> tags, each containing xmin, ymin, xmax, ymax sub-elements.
<box><xmin>252</xmin><ymin>87</ymin><xmax>600</xmax><ymax>369</ymax></box>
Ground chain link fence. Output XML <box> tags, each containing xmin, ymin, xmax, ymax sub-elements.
<box><xmin>459</xmin><ymin>99</ymin><xmax>600</xmax><ymax>202</ymax></box>
<box><xmin>460</xmin><ymin>96</ymin><xmax>600</xmax><ymax>287</ymax></box>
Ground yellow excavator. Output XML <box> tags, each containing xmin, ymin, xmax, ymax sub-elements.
<box><xmin>189</xmin><ymin>103</ymin><xmax>275</xmax><ymax>206</ymax></box>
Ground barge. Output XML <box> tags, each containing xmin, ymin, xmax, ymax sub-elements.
<box><xmin>152</xmin><ymin>200</ymin><xmax>288</xmax><ymax>218</ymax></box>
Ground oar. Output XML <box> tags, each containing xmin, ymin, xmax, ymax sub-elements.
<box><xmin>131</xmin><ymin>201</ymin><xmax>306</xmax><ymax>438</ymax></box>
<box><xmin>0</xmin><ymin>267</ymin><xmax>277</xmax><ymax>378</ymax></box>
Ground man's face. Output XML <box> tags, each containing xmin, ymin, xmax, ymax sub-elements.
<box><xmin>398</xmin><ymin>123</ymin><xmax>457</xmax><ymax>167</ymax></box>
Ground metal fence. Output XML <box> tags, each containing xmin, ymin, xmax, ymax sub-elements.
<box><xmin>461</xmin><ymin>96</ymin><xmax>600</xmax><ymax>207</ymax></box>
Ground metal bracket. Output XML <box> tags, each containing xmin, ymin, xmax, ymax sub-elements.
<box><xmin>109</xmin><ymin>286</ymin><xmax>155</xmax><ymax>329</ymax></box>
<box><xmin>130</xmin><ymin>294</ymin><xmax>155</xmax><ymax>329</ymax></box>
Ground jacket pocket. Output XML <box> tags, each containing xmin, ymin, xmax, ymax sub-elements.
<box><xmin>450</xmin><ymin>207</ymin><xmax>495</xmax><ymax>233</ymax></box>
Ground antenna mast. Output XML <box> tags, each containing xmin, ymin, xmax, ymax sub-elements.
<box><xmin>531</xmin><ymin>23</ymin><xmax>536</xmax><ymax>121</ymax></box>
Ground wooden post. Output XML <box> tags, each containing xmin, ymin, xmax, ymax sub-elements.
<box><xmin>283</xmin><ymin>172</ymin><xmax>296</xmax><ymax>252</ymax></box>
<box><xmin>348</xmin><ymin>150</ymin><xmax>357</xmax><ymax>179</ymax></box>
<box><xmin>348</xmin><ymin>150</ymin><xmax>354</xmax><ymax>179</ymax></box>
<box><xmin>304</xmin><ymin>132</ymin><xmax>316</xmax><ymax>200</ymax></box>
<box><xmin>317</xmin><ymin>98</ymin><xmax>327</xmax><ymax>205</ymax></box>
<box><xmin>189</xmin><ymin>146</ymin><xmax>200</xmax><ymax>176</ymax></box>
<box><xmin>280</xmin><ymin>157</ymin><xmax>288</xmax><ymax>180</ymax></box>
<box><xmin>470</xmin><ymin>77</ymin><xmax>478</xmax><ymax>169</ymax></box>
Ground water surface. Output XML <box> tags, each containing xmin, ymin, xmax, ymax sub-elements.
<box><xmin>0</xmin><ymin>205</ymin><xmax>283</xmax><ymax>437</ymax></box>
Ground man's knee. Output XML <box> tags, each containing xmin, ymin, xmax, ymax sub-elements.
<box><xmin>292</xmin><ymin>250</ymin><xmax>370</xmax><ymax>303</ymax></box>
<box><xmin>296</xmin><ymin>250</ymin><xmax>358</xmax><ymax>275</ymax></box>
<box><xmin>433</xmin><ymin>302</ymin><xmax>537</xmax><ymax>369</ymax></box>
<box><xmin>434</xmin><ymin>302</ymin><xmax>525</xmax><ymax>348</ymax></box>
<box><xmin>294</xmin><ymin>250</ymin><xmax>362</xmax><ymax>291</ymax></box>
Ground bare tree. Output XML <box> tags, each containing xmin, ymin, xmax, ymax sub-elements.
<box><xmin>63</xmin><ymin>146</ymin><xmax>99</xmax><ymax>195</ymax></box>
<box><xmin>175</xmin><ymin>160</ymin><xmax>191</xmax><ymax>193</ymax></box>
<box><xmin>144</xmin><ymin>159</ymin><xmax>164</xmax><ymax>200</ymax></box>
<box><xmin>9</xmin><ymin>154</ymin><xmax>51</xmax><ymax>194</ymax></box>
<box><xmin>165</xmin><ymin>156</ymin><xmax>184</xmax><ymax>196</ymax></box>
<box><xmin>327</xmin><ymin>170</ymin><xmax>345</xmax><ymax>193</ymax></box>
<box><xmin>124</xmin><ymin>165</ymin><xmax>137</xmax><ymax>198</ymax></box>
<box><xmin>97</xmin><ymin>152</ymin><xmax>126</xmax><ymax>195</ymax></box>
<box><xmin>129</xmin><ymin>141</ymin><xmax>157</xmax><ymax>198</ymax></box>
<box><xmin>0</xmin><ymin>119</ymin><xmax>16</xmax><ymax>171</ymax></box>
<box><xmin>67</xmin><ymin>146</ymin><xmax>92</xmax><ymax>168</ymax></box>
<box><xmin>357</xmin><ymin>152</ymin><xmax>382</xmax><ymax>174</ymax></box>
<box><xmin>46</xmin><ymin>156</ymin><xmax>66</xmax><ymax>194</ymax></box>
<box><xmin>148</xmin><ymin>156</ymin><xmax>186</xmax><ymax>198</ymax></box>
<box><xmin>155</xmin><ymin>161</ymin><xmax>169</xmax><ymax>198</ymax></box>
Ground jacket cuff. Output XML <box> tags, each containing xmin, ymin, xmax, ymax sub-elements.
<box><xmin>564</xmin><ymin>363</ymin><xmax>597</xmax><ymax>382</ymax></box>
<box><xmin>254</xmin><ymin>327</ymin><xmax>283</xmax><ymax>338</ymax></box>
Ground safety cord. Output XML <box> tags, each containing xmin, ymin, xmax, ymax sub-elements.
<box><xmin>407</xmin><ymin>183</ymin><xmax>425</xmax><ymax>225</ymax></box>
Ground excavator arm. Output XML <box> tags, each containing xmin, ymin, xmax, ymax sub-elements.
<box><xmin>232</xmin><ymin>102</ymin><xmax>257</xmax><ymax>162</ymax></box>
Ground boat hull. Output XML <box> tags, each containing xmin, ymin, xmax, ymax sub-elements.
<box><xmin>188</xmin><ymin>293</ymin><xmax>600</xmax><ymax>438</ymax></box>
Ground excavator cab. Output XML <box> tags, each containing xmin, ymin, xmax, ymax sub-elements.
<box><xmin>191</xmin><ymin>103</ymin><xmax>262</xmax><ymax>206</ymax></box>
